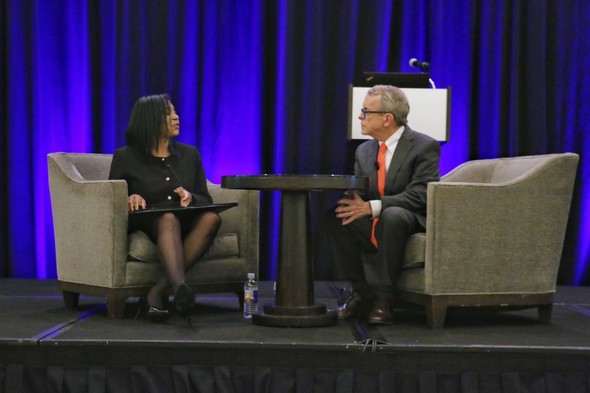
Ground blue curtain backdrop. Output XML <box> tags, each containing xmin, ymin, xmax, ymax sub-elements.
<box><xmin>1</xmin><ymin>0</ymin><xmax>589</xmax><ymax>284</ymax></box>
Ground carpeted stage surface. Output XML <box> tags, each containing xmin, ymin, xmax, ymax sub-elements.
<box><xmin>1</xmin><ymin>279</ymin><xmax>590</xmax><ymax>392</ymax></box>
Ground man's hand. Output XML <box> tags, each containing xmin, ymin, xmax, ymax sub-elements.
<box><xmin>335</xmin><ymin>190</ymin><xmax>372</xmax><ymax>225</ymax></box>
<box><xmin>128</xmin><ymin>194</ymin><xmax>146</xmax><ymax>212</ymax></box>
<box><xmin>174</xmin><ymin>187</ymin><xmax>192</xmax><ymax>207</ymax></box>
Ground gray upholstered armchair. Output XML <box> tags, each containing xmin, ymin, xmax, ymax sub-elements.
<box><xmin>396</xmin><ymin>153</ymin><xmax>579</xmax><ymax>328</ymax></box>
<box><xmin>47</xmin><ymin>152</ymin><xmax>259</xmax><ymax>318</ymax></box>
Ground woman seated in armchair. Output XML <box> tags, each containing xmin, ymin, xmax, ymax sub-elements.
<box><xmin>109</xmin><ymin>93</ymin><xmax>221</xmax><ymax>323</ymax></box>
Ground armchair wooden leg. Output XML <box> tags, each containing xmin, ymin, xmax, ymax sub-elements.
<box><xmin>106</xmin><ymin>295</ymin><xmax>127</xmax><ymax>319</ymax></box>
<box><xmin>538</xmin><ymin>304</ymin><xmax>553</xmax><ymax>323</ymax></box>
<box><xmin>62</xmin><ymin>291</ymin><xmax>80</xmax><ymax>308</ymax></box>
<box><xmin>425</xmin><ymin>297</ymin><xmax>448</xmax><ymax>329</ymax></box>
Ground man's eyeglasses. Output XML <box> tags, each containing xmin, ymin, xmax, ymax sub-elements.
<box><xmin>360</xmin><ymin>108</ymin><xmax>389</xmax><ymax>120</ymax></box>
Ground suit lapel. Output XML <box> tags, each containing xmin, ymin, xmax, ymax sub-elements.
<box><xmin>386</xmin><ymin>130</ymin><xmax>413</xmax><ymax>192</ymax></box>
<box><xmin>369</xmin><ymin>140</ymin><xmax>380</xmax><ymax>196</ymax></box>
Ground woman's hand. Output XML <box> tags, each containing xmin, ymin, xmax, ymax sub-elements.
<box><xmin>128</xmin><ymin>194</ymin><xmax>146</xmax><ymax>212</ymax></box>
<box><xmin>174</xmin><ymin>187</ymin><xmax>192</xmax><ymax>207</ymax></box>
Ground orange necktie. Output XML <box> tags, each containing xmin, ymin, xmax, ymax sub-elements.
<box><xmin>371</xmin><ymin>143</ymin><xmax>387</xmax><ymax>247</ymax></box>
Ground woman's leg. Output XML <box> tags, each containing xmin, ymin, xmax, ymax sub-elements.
<box><xmin>145</xmin><ymin>211</ymin><xmax>221</xmax><ymax>308</ymax></box>
<box><xmin>183</xmin><ymin>211</ymin><xmax>222</xmax><ymax>270</ymax></box>
<box><xmin>147</xmin><ymin>213</ymin><xmax>186</xmax><ymax>307</ymax></box>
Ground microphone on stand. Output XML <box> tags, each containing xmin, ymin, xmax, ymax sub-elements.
<box><xmin>409</xmin><ymin>58</ymin><xmax>436</xmax><ymax>88</ymax></box>
<box><xmin>409</xmin><ymin>58</ymin><xmax>430</xmax><ymax>72</ymax></box>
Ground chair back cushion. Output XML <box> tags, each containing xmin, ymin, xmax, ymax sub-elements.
<box><xmin>442</xmin><ymin>154</ymin><xmax>572</xmax><ymax>185</ymax></box>
<box><xmin>54</xmin><ymin>153</ymin><xmax>113</xmax><ymax>181</ymax></box>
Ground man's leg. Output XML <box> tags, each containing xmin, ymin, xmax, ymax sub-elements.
<box><xmin>323</xmin><ymin>208</ymin><xmax>374</xmax><ymax>290</ymax></box>
<box><xmin>323</xmin><ymin>208</ymin><xmax>375</xmax><ymax>318</ymax></box>
<box><xmin>368</xmin><ymin>206</ymin><xmax>423</xmax><ymax>324</ymax></box>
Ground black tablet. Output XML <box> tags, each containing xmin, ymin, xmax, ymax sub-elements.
<box><xmin>129</xmin><ymin>203</ymin><xmax>238</xmax><ymax>217</ymax></box>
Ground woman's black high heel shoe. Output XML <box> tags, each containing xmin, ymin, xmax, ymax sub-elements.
<box><xmin>174</xmin><ymin>283</ymin><xmax>195</xmax><ymax>326</ymax></box>
<box><xmin>135</xmin><ymin>297</ymin><xmax>169</xmax><ymax>322</ymax></box>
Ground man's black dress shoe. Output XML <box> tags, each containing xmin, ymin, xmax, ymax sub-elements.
<box><xmin>338</xmin><ymin>292</ymin><xmax>372</xmax><ymax>320</ymax></box>
<box><xmin>367</xmin><ymin>294</ymin><xmax>393</xmax><ymax>325</ymax></box>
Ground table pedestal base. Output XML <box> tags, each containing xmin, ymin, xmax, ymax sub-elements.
<box><xmin>221</xmin><ymin>174</ymin><xmax>368</xmax><ymax>328</ymax></box>
<box><xmin>252</xmin><ymin>303</ymin><xmax>337</xmax><ymax>327</ymax></box>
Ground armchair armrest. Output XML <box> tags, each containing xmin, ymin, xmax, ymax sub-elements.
<box><xmin>207</xmin><ymin>182</ymin><xmax>260</xmax><ymax>277</ymax></box>
<box><xmin>424</xmin><ymin>175</ymin><xmax>571</xmax><ymax>295</ymax></box>
<box><xmin>48</xmin><ymin>155</ymin><xmax>129</xmax><ymax>287</ymax></box>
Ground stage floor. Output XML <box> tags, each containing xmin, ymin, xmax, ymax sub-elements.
<box><xmin>2</xmin><ymin>279</ymin><xmax>590</xmax><ymax>351</ymax></box>
<box><xmin>2</xmin><ymin>279</ymin><xmax>590</xmax><ymax>392</ymax></box>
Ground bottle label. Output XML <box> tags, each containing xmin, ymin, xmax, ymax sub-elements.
<box><xmin>245</xmin><ymin>288</ymin><xmax>258</xmax><ymax>303</ymax></box>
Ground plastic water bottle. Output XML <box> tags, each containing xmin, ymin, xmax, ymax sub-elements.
<box><xmin>243</xmin><ymin>272</ymin><xmax>258</xmax><ymax>318</ymax></box>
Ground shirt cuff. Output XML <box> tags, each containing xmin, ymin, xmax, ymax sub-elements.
<box><xmin>369</xmin><ymin>200</ymin><xmax>382</xmax><ymax>219</ymax></box>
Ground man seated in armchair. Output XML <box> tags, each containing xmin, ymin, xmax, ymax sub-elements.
<box><xmin>324</xmin><ymin>85</ymin><xmax>441</xmax><ymax>325</ymax></box>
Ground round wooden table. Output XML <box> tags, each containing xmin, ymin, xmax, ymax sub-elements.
<box><xmin>221</xmin><ymin>174</ymin><xmax>368</xmax><ymax>327</ymax></box>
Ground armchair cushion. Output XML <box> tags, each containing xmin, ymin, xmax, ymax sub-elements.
<box><xmin>128</xmin><ymin>230</ymin><xmax>239</xmax><ymax>263</ymax></box>
<box><xmin>402</xmin><ymin>233</ymin><xmax>426</xmax><ymax>270</ymax></box>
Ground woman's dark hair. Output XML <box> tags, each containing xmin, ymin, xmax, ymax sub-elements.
<box><xmin>125</xmin><ymin>93</ymin><xmax>171</xmax><ymax>155</ymax></box>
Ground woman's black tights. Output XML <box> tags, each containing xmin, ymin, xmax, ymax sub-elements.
<box><xmin>146</xmin><ymin>211</ymin><xmax>221</xmax><ymax>308</ymax></box>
